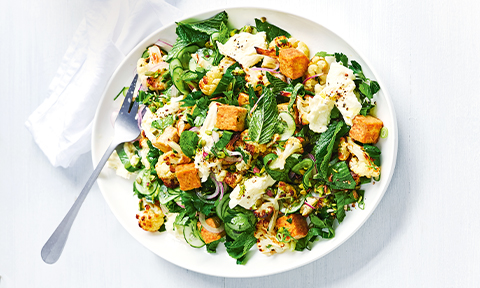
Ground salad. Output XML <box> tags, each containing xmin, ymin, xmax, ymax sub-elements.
<box><xmin>107</xmin><ymin>11</ymin><xmax>386</xmax><ymax>264</ymax></box>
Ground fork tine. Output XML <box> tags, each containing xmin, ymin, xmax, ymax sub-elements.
<box><xmin>119</xmin><ymin>74</ymin><xmax>138</xmax><ymax>114</ymax></box>
<box><xmin>129</xmin><ymin>98</ymin><xmax>139</xmax><ymax>114</ymax></box>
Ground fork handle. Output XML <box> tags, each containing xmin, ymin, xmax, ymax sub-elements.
<box><xmin>41</xmin><ymin>141</ymin><xmax>119</xmax><ymax>264</ymax></box>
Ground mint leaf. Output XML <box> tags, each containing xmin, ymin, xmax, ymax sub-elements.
<box><xmin>255</xmin><ymin>18</ymin><xmax>291</xmax><ymax>42</ymax></box>
<box><xmin>248</xmin><ymin>89</ymin><xmax>278</xmax><ymax>144</ymax></box>
<box><xmin>187</xmin><ymin>11</ymin><xmax>228</xmax><ymax>35</ymax></box>
<box><xmin>266</xmin><ymin>72</ymin><xmax>288</xmax><ymax>95</ymax></box>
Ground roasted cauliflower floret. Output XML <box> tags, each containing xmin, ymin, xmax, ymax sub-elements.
<box><xmin>296</xmin><ymin>95</ymin><xmax>311</xmax><ymax>125</ymax></box>
<box><xmin>218</xmin><ymin>56</ymin><xmax>236</xmax><ymax>73</ymax></box>
<box><xmin>269</xmin><ymin>137</ymin><xmax>304</xmax><ymax>170</ymax></box>
<box><xmin>261</xmin><ymin>56</ymin><xmax>279</xmax><ymax>69</ymax></box>
<box><xmin>299</xmin><ymin>196</ymin><xmax>319</xmax><ymax>216</ymax></box>
<box><xmin>254</xmin><ymin>219</ymin><xmax>289</xmax><ymax>256</ymax></box>
<box><xmin>338</xmin><ymin>137</ymin><xmax>351</xmax><ymax>161</ymax></box>
<box><xmin>288</xmin><ymin>37</ymin><xmax>310</xmax><ymax>58</ymax></box>
<box><xmin>277</xmin><ymin>181</ymin><xmax>297</xmax><ymax>198</ymax></box>
<box><xmin>136</xmin><ymin>203</ymin><xmax>165</xmax><ymax>232</ymax></box>
<box><xmin>245</xmin><ymin>68</ymin><xmax>269</xmax><ymax>91</ymax></box>
<box><xmin>304</xmin><ymin>56</ymin><xmax>329</xmax><ymax>91</ymax></box>
<box><xmin>199</xmin><ymin>66</ymin><xmax>223</xmax><ymax>95</ymax></box>
<box><xmin>155</xmin><ymin>151</ymin><xmax>190</xmax><ymax>188</ymax></box>
<box><xmin>254</xmin><ymin>201</ymin><xmax>275</xmax><ymax>219</ymax></box>
<box><xmin>346</xmin><ymin>137</ymin><xmax>380</xmax><ymax>178</ymax></box>
<box><xmin>268</xmin><ymin>36</ymin><xmax>293</xmax><ymax>50</ymax></box>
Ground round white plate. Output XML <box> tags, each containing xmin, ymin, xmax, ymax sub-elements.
<box><xmin>92</xmin><ymin>6</ymin><xmax>398</xmax><ymax>278</ymax></box>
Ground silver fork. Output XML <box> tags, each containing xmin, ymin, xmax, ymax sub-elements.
<box><xmin>41</xmin><ymin>74</ymin><xmax>141</xmax><ymax>264</ymax></box>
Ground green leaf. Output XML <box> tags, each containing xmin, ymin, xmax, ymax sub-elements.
<box><xmin>370</xmin><ymin>80</ymin><xmax>380</xmax><ymax>95</ymax></box>
<box><xmin>255</xmin><ymin>18</ymin><xmax>291</xmax><ymax>42</ymax></box>
<box><xmin>266</xmin><ymin>72</ymin><xmax>288</xmax><ymax>95</ymax></box>
<box><xmin>328</xmin><ymin>161</ymin><xmax>356</xmax><ymax>190</ymax></box>
<box><xmin>314</xmin><ymin>121</ymin><xmax>350</xmax><ymax>180</ymax></box>
<box><xmin>215</xmin><ymin>131</ymin><xmax>233</xmax><ymax>151</ymax></box>
<box><xmin>334</xmin><ymin>191</ymin><xmax>358</xmax><ymax>223</ymax></box>
<box><xmin>248</xmin><ymin>89</ymin><xmax>278</xmax><ymax>144</ymax></box>
<box><xmin>263</xmin><ymin>154</ymin><xmax>300</xmax><ymax>182</ymax></box>
<box><xmin>179</xmin><ymin>130</ymin><xmax>199</xmax><ymax>159</ymax></box>
<box><xmin>334</xmin><ymin>53</ymin><xmax>349</xmax><ymax>67</ymax></box>
<box><xmin>186</xmin><ymin>11</ymin><xmax>228</xmax><ymax>35</ymax></box>
<box><xmin>359</xmin><ymin>82</ymin><xmax>373</xmax><ymax>99</ymax></box>
<box><xmin>224</xmin><ymin>230</ymin><xmax>257</xmax><ymax>261</ymax></box>
<box><xmin>151</xmin><ymin>115</ymin><xmax>174</xmax><ymax>132</ymax></box>
<box><xmin>363</xmin><ymin>144</ymin><xmax>381</xmax><ymax>166</ymax></box>
<box><xmin>315</xmin><ymin>51</ymin><xmax>333</xmax><ymax>58</ymax></box>
<box><xmin>212</xmin><ymin>63</ymin><xmax>242</xmax><ymax>97</ymax></box>
<box><xmin>206</xmin><ymin>238</ymin><xmax>225</xmax><ymax>253</ymax></box>
<box><xmin>212</xmin><ymin>22</ymin><xmax>230</xmax><ymax>66</ymax></box>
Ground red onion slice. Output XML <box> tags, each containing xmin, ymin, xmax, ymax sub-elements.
<box><xmin>150</xmin><ymin>62</ymin><xmax>169</xmax><ymax>72</ymax></box>
<box><xmin>189</xmin><ymin>127</ymin><xmax>200</xmax><ymax>132</ymax></box>
<box><xmin>176</xmin><ymin>201</ymin><xmax>185</xmax><ymax>208</ymax></box>
<box><xmin>137</xmin><ymin>105</ymin><xmax>146</xmax><ymax>130</ymax></box>
<box><xmin>155</xmin><ymin>39</ymin><xmax>173</xmax><ymax>47</ymax></box>
<box><xmin>302</xmin><ymin>73</ymin><xmax>324</xmax><ymax>85</ymax></box>
<box><xmin>199</xmin><ymin>213</ymin><xmax>225</xmax><ymax>233</ymax></box>
<box><xmin>250</xmin><ymin>67</ymin><xmax>280</xmax><ymax>73</ymax></box>
<box><xmin>208</xmin><ymin>175</ymin><xmax>221</xmax><ymax>199</ymax></box>
<box><xmin>304</xmin><ymin>201</ymin><xmax>315</xmax><ymax>210</ymax></box>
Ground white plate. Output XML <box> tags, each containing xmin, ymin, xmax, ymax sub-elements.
<box><xmin>92</xmin><ymin>6</ymin><xmax>398</xmax><ymax>278</ymax></box>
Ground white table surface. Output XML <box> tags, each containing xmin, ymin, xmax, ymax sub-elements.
<box><xmin>2</xmin><ymin>0</ymin><xmax>480</xmax><ymax>287</ymax></box>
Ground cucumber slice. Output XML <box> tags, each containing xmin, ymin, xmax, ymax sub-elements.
<box><xmin>216</xmin><ymin>193</ymin><xmax>230</xmax><ymax>221</ymax></box>
<box><xmin>116</xmin><ymin>143</ymin><xmax>141</xmax><ymax>172</ymax></box>
<box><xmin>278</xmin><ymin>112</ymin><xmax>296</xmax><ymax>141</ymax></box>
<box><xmin>133</xmin><ymin>169</ymin><xmax>158</xmax><ymax>195</ymax></box>
<box><xmin>178</xmin><ymin>45</ymin><xmax>199</xmax><ymax>69</ymax></box>
<box><xmin>183</xmin><ymin>221</ymin><xmax>205</xmax><ymax>248</ymax></box>
<box><xmin>189</xmin><ymin>57</ymin><xmax>197</xmax><ymax>72</ymax></box>
<box><xmin>169</xmin><ymin>58</ymin><xmax>190</xmax><ymax>95</ymax></box>
<box><xmin>280</xmin><ymin>195</ymin><xmax>306</xmax><ymax>214</ymax></box>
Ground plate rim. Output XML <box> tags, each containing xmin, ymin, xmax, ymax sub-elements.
<box><xmin>91</xmin><ymin>5</ymin><xmax>398</xmax><ymax>278</ymax></box>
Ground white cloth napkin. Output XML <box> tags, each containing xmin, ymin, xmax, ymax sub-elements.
<box><xmin>25</xmin><ymin>0</ymin><xmax>183</xmax><ymax>168</ymax></box>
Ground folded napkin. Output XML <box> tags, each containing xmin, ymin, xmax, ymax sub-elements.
<box><xmin>25</xmin><ymin>0</ymin><xmax>183</xmax><ymax>168</ymax></box>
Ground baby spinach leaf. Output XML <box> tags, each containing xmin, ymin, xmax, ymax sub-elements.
<box><xmin>363</xmin><ymin>144</ymin><xmax>381</xmax><ymax>166</ymax></box>
<box><xmin>328</xmin><ymin>161</ymin><xmax>356</xmax><ymax>190</ymax></box>
<box><xmin>254</xmin><ymin>18</ymin><xmax>291</xmax><ymax>42</ymax></box>
<box><xmin>263</xmin><ymin>154</ymin><xmax>300</xmax><ymax>182</ymax></box>
<box><xmin>334</xmin><ymin>190</ymin><xmax>358</xmax><ymax>223</ymax></box>
<box><xmin>314</xmin><ymin>121</ymin><xmax>349</xmax><ymax>180</ymax></box>
<box><xmin>179</xmin><ymin>130</ymin><xmax>199</xmax><ymax>159</ymax></box>
<box><xmin>215</xmin><ymin>131</ymin><xmax>233</xmax><ymax>151</ymax></box>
